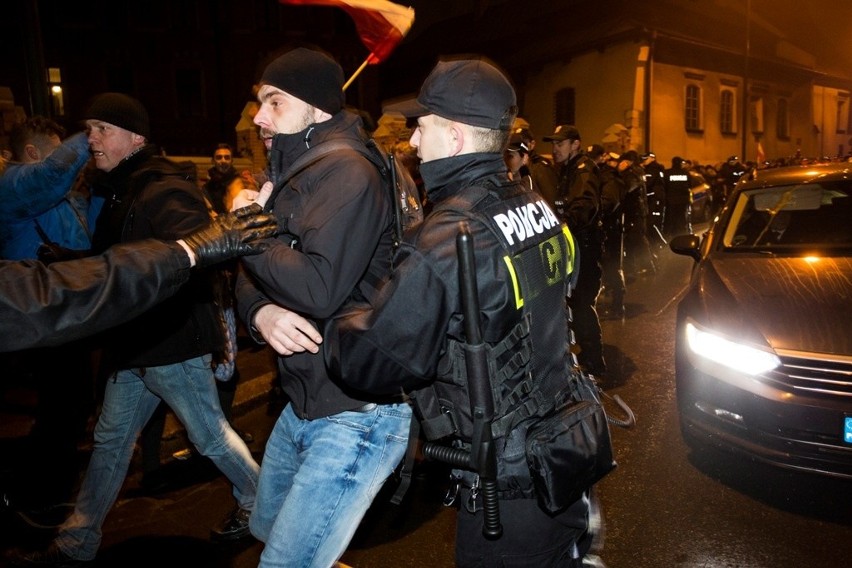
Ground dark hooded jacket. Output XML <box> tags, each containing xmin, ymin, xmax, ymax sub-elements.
<box><xmin>90</xmin><ymin>145</ymin><xmax>222</xmax><ymax>368</ymax></box>
<box><xmin>236</xmin><ymin>110</ymin><xmax>395</xmax><ymax>420</ymax></box>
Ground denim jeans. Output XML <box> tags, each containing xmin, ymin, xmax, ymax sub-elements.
<box><xmin>252</xmin><ymin>401</ymin><xmax>412</xmax><ymax>568</ymax></box>
<box><xmin>55</xmin><ymin>354</ymin><xmax>259</xmax><ymax>561</ymax></box>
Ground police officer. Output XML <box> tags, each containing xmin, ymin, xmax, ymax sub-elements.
<box><xmin>326</xmin><ymin>57</ymin><xmax>592</xmax><ymax>567</ymax></box>
<box><xmin>663</xmin><ymin>156</ymin><xmax>692</xmax><ymax>237</ymax></box>
<box><xmin>641</xmin><ymin>152</ymin><xmax>666</xmax><ymax>245</ymax></box>
<box><xmin>544</xmin><ymin>124</ymin><xmax>606</xmax><ymax>376</ymax></box>
<box><xmin>716</xmin><ymin>155</ymin><xmax>746</xmax><ymax>205</ymax></box>
<box><xmin>618</xmin><ymin>151</ymin><xmax>656</xmax><ymax>278</ymax></box>
<box><xmin>596</xmin><ymin>148</ymin><xmax>627</xmax><ymax>317</ymax></box>
<box><xmin>513</xmin><ymin>121</ymin><xmax>559</xmax><ymax>205</ymax></box>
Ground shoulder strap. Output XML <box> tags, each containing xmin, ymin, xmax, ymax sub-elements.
<box><xmin>263</xmin><ymin>140</ymin><xmax>359</xmax><ymax>212</ymax></box>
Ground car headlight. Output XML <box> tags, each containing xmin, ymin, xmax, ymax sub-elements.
<box><xmin>685</xmin><ymin>322</ymin><xmax>781</xmax><ymax>375</ymax></box>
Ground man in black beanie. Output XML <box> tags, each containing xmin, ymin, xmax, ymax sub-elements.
<box><xmin>14</xmin><ymin>92</ymin><xmax>264</xmax><ymax>566</ymax></box>
<box><xmin>233</xmin><ymin>46</ymin><xmax>411</xmax><ymax>567</ymax></box>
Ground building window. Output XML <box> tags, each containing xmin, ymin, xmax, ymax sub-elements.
<box><xmin>175</xmin><ymin>68</ymin><xmax>205</xmax><ymax>119</ymax></box>
<box><xmin>685</xmin><ymin>84</ymin><xmax>702</xmax><ymax>132</ymax></box>
<box><xmin>47</xmin><ymin>68</ymin><xmax>64</xmax><ymax>117</ymax></box>
<box><xmin>750</xmin><ymin>97</ymin><xmax>764</xmax><ymax>134</ymax></box>
<box><xmin>776</xmin><ymin>98</ymin><xmax>790</xmax><ymax>139</ymax></box>
<box><xmin>720</xmin><ymin>89</ymin><xmax>736</xmax><ymax>134</ymax></box>
<box><xmin>836</xmin><ymin>97</ymin><xmax>849</xmax><ymax>134</ymax></box>
<box><xmin>554</xmin><ymin>87</ymin><xmax>575</xmax><ymax>127</ymax></box>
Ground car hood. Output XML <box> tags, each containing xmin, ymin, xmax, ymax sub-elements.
<box><xmin>699</xmin><ymin>255</ymin><xmax>852</xmax><ymax>356</ymax></box>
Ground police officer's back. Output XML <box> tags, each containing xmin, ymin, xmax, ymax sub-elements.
<box><xmin>327</xmin><ymin>58</ymin><xmax>593</xmax><ymax>567</ymax></box>
<box><xmin>664</xmin><ymin>156</ymin><xmax>691</xmax><ymax>237</ymax></box>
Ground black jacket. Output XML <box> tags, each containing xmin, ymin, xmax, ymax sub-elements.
<box><xmin>90</xmin><ymin>146</ymin><xmax>222</xmax><ymax>368</ymax></box>
<box><xmin>0</xmin><ymin>240</ymin><xmax>190</xmax><ymax>353</ymax></box>
<box><xmin>326</xmin><ymin>152</ymin><xmax>575</xmax><ymax>400</ymax></box>
<box><xmin>555</xmin><ymin>153</ymin><xmax>601</xmax><ymax>236</ymax></box>
<box><xmin>664</xmin><ymin>165</ymin><xmax>692</xmax><ymax>206</ymax></box>
<box><xmin>236</xmin><ymin>110</ymin><xmax>395</xmax><ymax>420</ymax></box>
<box><xmin>326</xmin><ymin>153</ymin><xmax>582</xmax><ymax>518</ymax></box>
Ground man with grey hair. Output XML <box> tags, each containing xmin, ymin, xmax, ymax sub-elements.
<box><xmin>13</xmin><ymin>92</ymin><xmax>263</xmax><ymax>567</ymax></box>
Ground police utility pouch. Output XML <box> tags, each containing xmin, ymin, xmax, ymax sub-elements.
<box><xmin>525</xmin><ymin>373</ymin><xmax>616</xmax><ymax>514</ymax></box>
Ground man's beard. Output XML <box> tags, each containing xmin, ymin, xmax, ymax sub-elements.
<box><xmin>262</xmin><ymin>107</ymin><xmax>316</xmax><ymax>139</ymax></box>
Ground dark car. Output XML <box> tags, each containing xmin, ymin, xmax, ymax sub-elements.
<box><xmin>670</xmin><ymin>163</ymin><xmax>852</xmax><ymax>478</ymax></box>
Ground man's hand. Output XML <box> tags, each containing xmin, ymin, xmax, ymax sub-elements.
<box><xmin>254</xmin><ymin>304</ymin><xmax>322</xmax><ymax>356</ymax></box>
<box><xmin>230</xmin><ymin>181</ymin><xmax>274</xmax><ymax>211</ymax></box>
<box><xmin>180</xmin><ymin>205</ymin><xmax>278</xmax><ymax>268</ymax></box>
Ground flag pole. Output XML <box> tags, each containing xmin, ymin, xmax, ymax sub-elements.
<box><xmin>343</xmin><ymin>55</ymin><xmax>373</xmax><ymax>91</ymax></box>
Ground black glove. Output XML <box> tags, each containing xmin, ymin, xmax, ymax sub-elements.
<box><xmin>182</xmin><ymin>205</ymin><xmax>278</xmax><ymax>268</ymax></box>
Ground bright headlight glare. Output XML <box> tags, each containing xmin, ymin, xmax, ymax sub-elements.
<box><xmin>685</xmin><ymin>322</ymin><xmax>781</xmax><ymax>375</ymax></box>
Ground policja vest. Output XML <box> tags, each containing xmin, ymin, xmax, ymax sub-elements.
<box><xmin>409</xmin><ymin>180</ymin><xmax>578</xmax><ymax>496</ymax></box>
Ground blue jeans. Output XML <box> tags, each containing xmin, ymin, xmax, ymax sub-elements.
<box><xmin>55</xmin><ymin>354</ymin><xmax>259</xmax><ymax>561</ymax></box>
<box><xmin>252</xmin><ymin>402</ymin><xmax>412</xmax><ymax>568</ymax></box>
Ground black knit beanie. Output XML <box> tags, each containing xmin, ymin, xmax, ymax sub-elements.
<box><xmin>84</xmin><ymin>93</ymin><xmax>150</xmax><ymax>138</ymax></box>
<box><xmin>260</xmin><ymin>48</ymin><xmax>345</xmax><ymax>114</ymax></box>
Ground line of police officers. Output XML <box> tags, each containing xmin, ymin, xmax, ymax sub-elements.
<box><xmin>518</xmin><ymin>124</ymin><xmax>732</xmax><ymax>376</ymax></box>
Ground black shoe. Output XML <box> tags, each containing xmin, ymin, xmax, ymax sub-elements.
<box><xmin>7</xmin><ymin>543</ymin><xmax>93</xmax><ymax>567</ymax></box>
<box><xmin>210</xmin><ymin>507</ymin><xmax>252</xmax><ymax>542</ymax></box>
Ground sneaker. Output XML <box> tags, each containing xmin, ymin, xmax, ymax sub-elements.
<box><xmin>7</xmin><ymin>543</ymin><xmax>93</xmax><ymax>567</ymax></box>
<box><xmin>210</xmin><ymin>507</ymin><xmax>252</xmax><ymax>542</ymax></box>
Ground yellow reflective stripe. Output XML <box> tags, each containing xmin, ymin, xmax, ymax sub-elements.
<box><xmin>503</xmin><ymin>255</ymin><xmax>524</xmax><ymax>309</ymax></box>
<box><xmin>562</xmin><ymin>225</ymin><xmax>576</xmax><ymax>277</ymax></box>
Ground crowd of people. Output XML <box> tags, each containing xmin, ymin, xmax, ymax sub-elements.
<box><xmin>2</xmin><ymin>42</ymin><xmax>843</xmax><ymax>568</ymax></box>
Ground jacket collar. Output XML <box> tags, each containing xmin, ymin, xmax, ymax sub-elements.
<box><xmin>93</xmin><ymin>144</ymin><xmax>159</xmax><ymax>199</ymax></box>
<box><xmin>267</xmin><ymin>110</ymin><xmax>364</xmax><ymax>171</ymax></box>
<box><xmin>419</xmin><ymin>153</ymin><xmax>508</xmax><ymax>204</ymax></box>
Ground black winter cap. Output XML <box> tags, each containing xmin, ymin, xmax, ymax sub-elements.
<box><xmin>84</xmin><ymin>93</ymin><xmax>150</xmax><ymax>138</ymax></box>
<box><xmin>543</xmin><ymin>124</ymin><xmax>580</xmax><ymax>142</ymax></box>
<box><xmin>260</xmin><ymin>48</ymin><xmax>345</xmax><ymax>115</ymax></box>
<box><xmin>387</xmin><ymin>57</ymin><xmax>517</xmax><ymax>131</ymax></box>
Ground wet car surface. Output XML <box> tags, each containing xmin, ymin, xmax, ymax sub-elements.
<box><xmin>670</xmin><ymin>163</ymin><xmax>852</xmax><ymax>478</ymax></box>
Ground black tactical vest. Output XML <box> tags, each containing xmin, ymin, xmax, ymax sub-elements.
<box><xmin>410</xmin><ymin>182</ymin><xmax>577</xmax><ymax>445</ymax></box>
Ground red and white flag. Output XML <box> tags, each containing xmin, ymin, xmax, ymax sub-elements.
<box><xmin>756</xmin><ymin>141</ymin><xmax>766</xmax><ymax>163</ymax></box>
<box><xmin>279</xmin><ymin>0</ymin><xmax>415</xmax><ymax>64</ymax></box>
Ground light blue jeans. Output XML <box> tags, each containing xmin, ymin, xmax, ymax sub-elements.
<box><xmin>55</xmin><ymin>354</ymin><xmax>259</xmax><ymax>561</ymax></box>
<box><xmin>252</xmin><ymin>401</ymin><xmax>412</xmax><ymax>568</ymax></box>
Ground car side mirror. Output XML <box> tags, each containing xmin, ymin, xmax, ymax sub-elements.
<box><xmin>669</xmin><ymin>234</ymin><xmax>702</xmax><ymax>261</ymax></box>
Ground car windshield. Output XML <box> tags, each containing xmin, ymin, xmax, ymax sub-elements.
<box><xmin>722</xmin><ymin>181</ymin><xmax>852</xmax><ymax>250</ymax></box>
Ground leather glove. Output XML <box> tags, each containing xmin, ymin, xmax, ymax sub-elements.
<box><xmin>182</xmin><ymin>204</ymin><xmax>278</xmax><ymax>268</ymax></box>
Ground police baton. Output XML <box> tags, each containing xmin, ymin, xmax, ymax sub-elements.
<box><xmin>456</xmin><ymin>224</ymin><xmax>502</xmax><ymax>539</ymax></box>
<box><xmin>422</xmin><ymin>225</ymin><xmax>502</xmax><ymax>538</ymax></box>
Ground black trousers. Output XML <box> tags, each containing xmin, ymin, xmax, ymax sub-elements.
<box><xmin>569</xmin><ymin>243</ymin><xmax>605</xmax><ymax>374</ymax></box>
<box><xmin>455</xmin><ymin>490</ymin><xmax>590</xmax><ymax>567</ymax></box>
